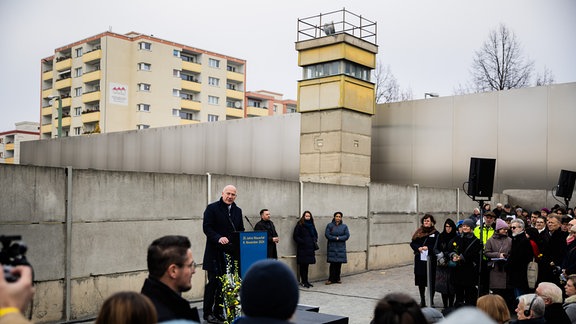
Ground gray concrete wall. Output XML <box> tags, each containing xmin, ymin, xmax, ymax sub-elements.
<box><xmin>372</xmin><ymin>82</ymin><xmax>576</xmax><ymax>193</ymax></box>
<box><xmin>20</xmin><ymin>83</ymin><xmax>576</xmax><ymax>196</ymax></box>
<box><xmin>0</xmin><ymin>164</ymin><xmax>562</xmax><ymax>322</ymax></box>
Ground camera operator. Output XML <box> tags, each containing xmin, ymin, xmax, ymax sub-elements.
<box><xmin>0</xmin><ymin>264</ymin><xmax>34</xmax><ymax>323</ymax></box>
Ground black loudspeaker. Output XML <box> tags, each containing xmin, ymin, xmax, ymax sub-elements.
<box><xmin>556</xmin><ymin>170</ymin><xmax>576</xmax><ymax>199</ymax></box>
<box><xmin>468</xmin><ymin>157</ymin><xmax>496</xmax><ymax>199</ymax></box>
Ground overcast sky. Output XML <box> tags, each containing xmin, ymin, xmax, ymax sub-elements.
<box><xmin>1</xmin><ymin>0</ymin><xmax>574</xmax><ymax>131</ymax></box>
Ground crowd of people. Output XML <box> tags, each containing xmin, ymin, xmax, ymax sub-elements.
<box><xmin>5</xmin><ymin>187</ymin><xmax>576</xmax><ymax>323</ymax></box>
<box><xmin>410</xmin><ymin>202</ymin><xmax>576</xmax><ymax>323</ymax></box>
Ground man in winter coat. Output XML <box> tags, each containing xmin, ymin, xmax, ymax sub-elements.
<box><xmin>254</xmin><ymin>209</ymin><xmax>279</xmax><ymax>259</ymax></box>
<box><xmin>140</xmin><ymin>235</ymin><xmax>199</xmax><ymax>323</ymax></box>
<box><xmin>202</xmin><ymin>185</ymin><xmax>245</xmax><ymax>324</ymax></box>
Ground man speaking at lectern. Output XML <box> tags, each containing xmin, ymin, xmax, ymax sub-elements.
<box><xmin>202</xmin><ymin>184</ymin><xmax>245</xmax><ymax>323</ymax></box>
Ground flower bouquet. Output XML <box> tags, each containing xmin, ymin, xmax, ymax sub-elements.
<box><xmin>219</xmin><ymin>254</ymin><xmax>242</xmax><ymax>324</ymax></box>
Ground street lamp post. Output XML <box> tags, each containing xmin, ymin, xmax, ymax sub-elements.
<box><xmin>49</xmin><ymin>95</ymin><xmax>62</xmax><ymax>138</ymax></box>
<box><xmin>424</xmin><ymin>92</ymin><xmax>439</xmax><ymax>99</ymax></box>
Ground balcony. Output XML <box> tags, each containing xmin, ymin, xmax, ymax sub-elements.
<box><xmin>247</xmin><ymin>106</ymin><xmax>269</xmax><ymax>117</ymax></box>
<box><xmin>4</xmin><ymin>157</ymin><xmax>14</xmax><ymax>164</ymax></box>
<box><xmin>82</xmin><ymin>91</ymin><xmax>101</xmax><ymax>103</ymax></box>
<box><xmin>81</xmin><ymin>111</ymin><xmax>100</xmax><ymax>123</ymax></box>
<box><xmin>54</xmin><ymin>116</ymin><xmax>71</xmax><ymax>127</ymax></box>
<box><xmin>227</xmin><ymin>70</ymin><xmax>244</xmax><ymax>83</ymax></box>
<box><xmin>226</xmin><ymin>107</ymin><xmax>244</xmax><ymax>118</ymax></box>
<box><xmin>55</xmin><ymin>77</ymin><xmax>72</xmax><ymax>90</ymax></box>
<box><xmin>181</xmin><ymin>99</ymin><xmax>201</xmax><ymax>111</ymax></box>
<box><xmin>82</xmin><ymin>70</ymin><xmax>101</xmax><ymax>83</ymax></box>
<box><xmin>5</xmin><ymin>143</ymin><xmax>14</xmax><ymax>151</ymax></box>
<box><xmin>181</xmin><ymin>80</ymin><xmax>201</xmax><ymax>92</ymax></box>
<box><xmin>182</xmin><ymin>60</ymin><xmax>201</xmax><ymax>73</ymax></box>
<box><xmin>42</xmin><ymin>107</ymin><xmax>52</xmax><ymax>116</ymax></box>
<box><xmin>82</xmin><ymin>49</ymin><xmax>102</xmax><ymax>63</ymax></box>
<box><xmin>180</xmin><ymin>119</ymin><xmax>200</xmax><ymax>125</ymax></box>
<box><xmin>42</xmin><ymin>88</ymin><xmax>53</xmax><ymax>99</ymax></box>
<box><xmin>42</xmin><ymin>71</ymin><xmax>53</xmax><ymax>81</ymax></box>
<box><xmin>226</xmin><ymin>89</ymin><xmax>244</xmax><ymax>100</ymax></box>
<box><xmin>55</xmin><ymin>58</ymin><xmax>72</xmax><ymax>71</ymax></box>
<box><xmin>41</xmin><ymin>124</ymin><xmax>52</xmax><ymax>134</ymax></box>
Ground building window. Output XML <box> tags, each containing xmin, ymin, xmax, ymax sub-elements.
<box><xmin>208</xmin><ymin>77</ymin><xmax>219</xmax><ymax>86</ymax></box>
<box><xmin>173</xmin><ymin>89</ymin><xmax>180</xmax><ymax>97</ymax></box>
<box><xmin>74</xmin><ymin>67</ymin><xmax>83</xmax><ymax>77</ymax></box>
<box><xmin>139</xmin><ymin>42</ymin><xmax>152</xmax><ymax>50</ymax></box>
<box><xmin>75</xmin><ymin>48</ymin><xmax>83</xmax><ymax>57</ymax></box>
<box><xmin>137</xmin><ymin>124</ymin><xmax>150</xmax><ymax>130</ymax></box>
<box><xmin>73</xmin><ymin>127</ymin><xmax>81</xmax><ymax>135</ymax></box>
<box><xmin>173</xmin><ymin>69</ymin><xmax>181</xmax><ymax>78</ymax></box>
<box><xmin>227</xmin><ymin>65</ymin><xmax>237</xmax><ymax>72</ymax></box>
<box><xmin>172</xmin><ymin>109</ymin><xmax>180</xmax><ymax>117</ymax></box>
<box><xmin>208</xmin><ymin>96</ymin><xmax>219</xmax><ymax>105</ymax></box>
<box><xmin>138</xmin><ymin>62</ymin><xmax>151</xmax><ymax>71</ymax></box>
<box><xmin>208</xmin><ymin>114</ymin><xmax>219</xmax><ymax>122</ymax></box>
<box><xmin>138</xmin><ymin>83</ymin><xmax>151</xmax><ymax>92</ymax></box>
<box><xmin>249</xmin><ymin>99</ymin><xmax>261</xmax><ymax>108</ymax></box>
<box><xmin>74</xmin><ymin>107</ymin><xmax>82</xmax><ymax>116</ymax></box>
<box><xmin>74</xmin><ymin>87</ymin><xmax>83</xmax><ymax>97</ymax></box>
<box><xmin>138</xmin><ymin>104</ymin><xmax>150</xmax><ymax>112</ymax></box>
<box><xmin>209</xmin><ymin>58</ymin><xmax>220</xmax><ymax>68</ymax></box>
<box><xmin>173</xmin><ymin>49</ymin><xmax>180</xmax><ymax>57</ymax></box>
<box><xmin>227</xmin><ymin>83</ymin><xmax>237</xmax><ymax>90</ymax></box>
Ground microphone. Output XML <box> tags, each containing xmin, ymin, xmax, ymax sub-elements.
<box><xmin>244</xmin><ymin>216</ymin><xmax>254</xmax><ymax>230</ymax></box>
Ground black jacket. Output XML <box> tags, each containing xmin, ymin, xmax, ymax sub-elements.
<box><xmin>202</xmin><ymin>198</ymin><xmax>244</xmax><ymax>273</ymax></box>
<box><xmin>254</xmin><ymin>219</ymin><xmax>278</xmax><ymax>259</ymax></box>
<box><xmin>141</xmin><ymin>277</ymin><xmax>200</xmax><ymax>323</ymax></box>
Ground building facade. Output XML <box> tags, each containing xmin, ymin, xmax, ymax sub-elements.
<box><xmin>246</xmin><ymin>90</ymin><xmax>297</xmax><ymax>117</ymax></box>
<box><xmin>40</xmin><ymin>31</ymin><xmax>252</xmax><ymax>139</ymax></box>
<box><xmin>0</xmin><ymin>121</ymin><xmax>39</xmax><ymax>164</ymax></box>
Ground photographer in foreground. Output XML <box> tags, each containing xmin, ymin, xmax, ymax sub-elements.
<box><xmin>0</xmin><ymin>265</ymin><xmax>34</xmax><ymax>324</ymax></box>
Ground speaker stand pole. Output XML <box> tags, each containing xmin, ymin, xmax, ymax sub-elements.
<box><xmin>565</xmin><ymin>197</ymin><xmax>571</xmax><ymax>211</ymax></box>
<box><xmin>476</xmin><ymin>198</ymin><xmax>485</xmax><ymax>301</ymax></box>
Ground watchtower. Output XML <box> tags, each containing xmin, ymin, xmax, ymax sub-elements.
<box><xmin>296</xmin><ymin>9</ymin><xmax>378</xmax><ymax>186</ymax></box>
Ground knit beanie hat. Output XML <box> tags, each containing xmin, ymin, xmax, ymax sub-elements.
<box><xmin>495</xmin><ymin>218</ymin><xmax>509</xmax><ymax>231</ymax></box>
<box><xmin>240</xmin><ymin>259</ymin><xmax>299</xmax><ymax>320</ymax></box>
<box><xmin>462</xmin><ymin>219</ymin><xmax>476</xmax><ymax>229</ymax></box>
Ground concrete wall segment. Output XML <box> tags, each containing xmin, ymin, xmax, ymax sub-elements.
<box><xmin>0</xmin><ymin>165</ymin><xmax>65</xmax><ymax>222</ymax></box>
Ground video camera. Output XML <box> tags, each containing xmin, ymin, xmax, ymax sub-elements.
<box><xmin>0</xmin><ymin>235</ymin><xmax>31</xmax><ymax>283</ymax></box>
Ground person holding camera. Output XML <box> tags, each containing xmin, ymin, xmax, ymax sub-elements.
<box><xmin>0</xmin><ymin>265</ymin><xmax>34</xmax><ymax>324</ymax></box>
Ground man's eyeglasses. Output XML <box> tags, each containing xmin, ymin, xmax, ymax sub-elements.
<box><xmin>510</xmin><ymin>226</ymin><xmax>518</xmax><ymax>230</ymax></box>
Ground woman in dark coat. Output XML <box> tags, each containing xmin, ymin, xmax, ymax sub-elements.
<box><xmin>410</xmin><ymin>213</ymin><xmax>439</xmax><ymax>307</ymax></box>
<box><xmin>293</xmin><ymin>210</ymin><xmax>318</xmax><ymax>288</ymax></box>
<box><xmin>448</xmin><ymin>218</ymin><xmax>481</xmax><ymax>307</ymax></box>
<box><xmin>325</xmin><ymin>211</ymin><xmax>350</xmax><ymax>285</ymax></box>
<box><xmin>434</xmin><ymin>218</ymin><xmax>457</xmax><ymax>309</ymax></box>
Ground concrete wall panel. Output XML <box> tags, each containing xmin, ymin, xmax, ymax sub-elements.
<box><xmin>71</xmin><ymin>220</ymin><xmax>202</xmax><ymax>277</ymax></box>
<box><xmin>0</xmin><ymin>165</ymin><xmax>66</xmax><ymax>222</ymax></box>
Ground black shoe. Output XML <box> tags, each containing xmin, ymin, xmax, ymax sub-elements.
<box><xmin>204</xmin><ymin>314</ymin><xmax>224</xmax><ymax>324</ymax></box>
<box><xmin>306</xmin><ymin>282</ymin><xmax>314</xmax><ymax>287</ymax></box>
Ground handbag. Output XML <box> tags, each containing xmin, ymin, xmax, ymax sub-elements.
<box><xmin>314</xmin><ymin>241</ymin><xmax>320</xmax><ymax>251</ymax></box>
<box><xmin>527</xmin><ymin>258</ymin><xmax>538</xmax><ymax>289</ymax></box>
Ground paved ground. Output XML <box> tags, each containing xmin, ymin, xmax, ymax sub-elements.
<box><xmin>193</xmin><ymin>263</ymin><xmax>441</xmax><ymax>324</ymax></box>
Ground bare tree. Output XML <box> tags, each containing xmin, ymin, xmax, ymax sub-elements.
<box><xmin>470</xmin><ymin>24</ymin><xmax>534</xmax><ymax>92</ymax></box>
<box><xmin>535</xmin><ymin>66</ymin><xmax>555</xmax><ymax>86</ymax></box>
<box><xmin>373</xmin><ymin>61</ymin><xmax>413</xmax><ymax>103</ymax></box>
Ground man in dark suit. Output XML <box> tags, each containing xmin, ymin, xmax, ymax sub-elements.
<box><xmin>202</xmin><ymin>185</ymin><xmax>244</xmax><ymax>324</ymax></box>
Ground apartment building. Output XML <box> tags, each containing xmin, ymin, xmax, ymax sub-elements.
<box><xmin>0</xmin><ymin>122</ymin><xmax>39</xmax><ymax>164</ymax></box>
<box><xmin>246</xmin><ymin>90</ymin><xmax>297</xmax><ymax>117</ymax></box>
<box><xmin>39</xmin><ymin>31</ymin><xmax>249</xmax><ymax>139</ymax></box>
